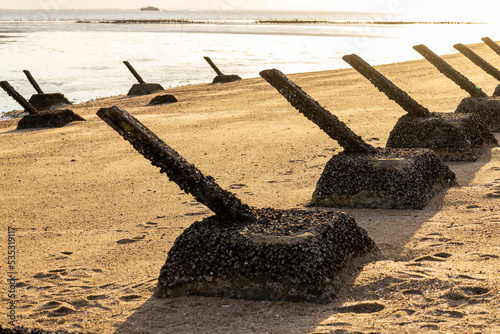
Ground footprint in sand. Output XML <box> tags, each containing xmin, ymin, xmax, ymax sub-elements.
<box><xmin>479</xmin><ymin>253</ymin><xmax>499</xmax><ymax>259</ymax></box>
<box><xmin>37</xmin><ymin>300</ymin><xmax>76</xmax><ymax>318</ymax></box>
<box><xmin>38</xmin><ymin>300</ymin><xmax>63</xmax><ymax>310</ymax></box>
<box><xmin>68</xmin><ymin>298</ymin><xmax>89</xmax><ymax>310</ymax></box>
<box><xmin>87</xmin><ymin>294</ymin><xmax>109</xmax><ymax>301</ymax></box>
<box><xmin>117</xmin><ymin>238</ymin><xmax>138</xmax><ymax>244</ymax></box>
<box><xmin>417</xmin><ymin>233</ymin><xmax>453</xmax><ymax>248</ymax></box>
<box><xmin>441</xmin><ymin>285</ymin><xmax>491</xmax><ymax>307</ymax></box>
<box><xmin>119</xmin><ymin>294</ymin><xmax>142</xmax><ymax>302</ymax></box>
<box><xmin>402</xmin><ymin>289</ymin><xmax>423</xmax><ymax>296</ymax></box>
<box><xmin>184</xmin><ymin>211</ymin><xmax>210</xmax><ymax>216</ymax></box>
<box><xmin>395</xmin><ymin>309</ymin><xmax>416</xmax><ymax>316</ymax></box>
<box><xmin>413</xmin><ymin>252</ymin><xmax>452</xmax><ymax>262</ymax></box>
<box><xmin>47</xmin><ymin>305</ymin><xmax>76</xmax><ymax>317</ymax></box>
<box><xmin>486</xmin><ymin>191</ymin><xmax>500</xmax><ymax>198</ymax></box>
<box><xmin>420</xmin><ymin>324</ymin><xmax>439</xmax><ymax>330</ymax></box>
<box><xmin>321</xmin><ymin>322</ymin><xmax>351</xmax><ymax>327</ymax></box>
<box><xmin>144</xmin><ymin>221</ymin><xmax>158</xmax><ymax>228</ymax></box>
<box><xmin>336</xmin><ymin>302</ymin><xmax>385</xmax><ymax>314</ymax></box>
<box><xmin>461</xmin><ymin>286</ymin><xmax>490</xmax><ymax>296</ymax></box>
<box><xmin>470</xmin><ymin>253</ymin><xmax>500</xmax><ymax>261</ymax></box>
<box><xmin>229</xmin><ymin>183</ymin><xmax>247</xmax><ymax>189</ymax></box>
<box><xmin>33</xmin><ymin>272</ymin><xmax>61</xmax><ymax>279</ymax></box>
<box><xmin>434</xmin><ymin>309</ymin><xmax>464</xmax><ymax>318</ymax></box>
<box><xmin>48</xmin><ymin>269</ymin><xmax>67</xmax><ymax>275</ymax></box>
<box><xmin>486</xmin><ymin>178</ymin><xmax>500</xmax><ymax>198</ymax></box>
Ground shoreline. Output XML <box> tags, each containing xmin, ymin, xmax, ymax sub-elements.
<box><xmin>1</xmin><ymin>42</ymin><xmax>500</xmax><ymax>333</ymax></box>
<box><xmin>2</xmin><ymin>18</ymin><xmax>499</xmax><ymax>116</ymax></box>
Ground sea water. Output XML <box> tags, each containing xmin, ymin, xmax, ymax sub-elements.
<box><xmin>1</xmin><ymin>9</ymin><xmax>499</xmax><ymax>117</ymax></box>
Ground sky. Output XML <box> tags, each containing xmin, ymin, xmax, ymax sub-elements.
<box><xmin>0</xmin><ymin>0</ymin><xmax>405</xmax><ymax>10</ymax></box>
<box><xmin>1</xmin><ymin>0</ymin><xmax>499</xmax><ymax>22</ymax></box>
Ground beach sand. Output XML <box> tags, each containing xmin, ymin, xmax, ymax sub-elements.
<box><xmin>1</xmin><ymin>42</ymin><xmax>500</xmax><ymax>333</ymax></box>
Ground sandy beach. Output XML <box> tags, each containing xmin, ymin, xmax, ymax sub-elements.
<box><xmin>1</xmin><ymin>41</ymin><xmax>500</xmax><ymax>333</ymax></box>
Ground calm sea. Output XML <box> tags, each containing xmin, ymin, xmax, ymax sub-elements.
<box><xmin>1</xmin><ymin>9</ymin><xmax>499</xmax><ymax>117</ymax></box>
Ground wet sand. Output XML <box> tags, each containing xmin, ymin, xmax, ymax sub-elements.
<box><xmin>1</xmin><ymin>41</ymin><xmax>499</xmax><ymax>333</ymax></box>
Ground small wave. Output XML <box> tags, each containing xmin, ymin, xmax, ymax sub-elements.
<box><xmin>256</xmin><ymin>19</ymin><xmax>486</xmax><ymax>25</ymax></box>
<box><xmin>89</xmin><ymin>18</ymin><xmax>488</xmax><ymax>25</ymax></box>
<box><xmin>93</xmin><ymin>19</ymin><xmax>248</xmax><ymax>25</ymax></box>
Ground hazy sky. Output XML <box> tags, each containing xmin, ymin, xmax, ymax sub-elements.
<box><xmin>1</xmin><ymin>0</ymin><xmax>405</xmax><ymax>10</ymax></box>
<box><xmin>2</xmin><ymin>0</ymin><xmax>499</xmax><ymax>22</ymax></box>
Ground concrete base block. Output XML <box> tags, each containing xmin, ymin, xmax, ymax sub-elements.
<box><xmin>455</xmin><ymin>96</ymin><xmax>500</xmax><ymax>132</ymax></box>
<box><xmin>386</xmin><ymin>113</ymin><xmax>497</xmax><ymax>161</ymax></box>
<box><xmin>28</xmin><ymin>93</ymin><xmax>72</xmax><ymax>111</ymax></box>
<box><xmin>212</xmin><ymin>74</ymin><xmax>242</xmax><ymax>83</ymax></box>
<box><xmin>127</xmin><ymin>83</ymin><xmax>164</xmax><ymax>96</ymax></box>
<box><xmin>155</xmin><ymin>208</ymin><xmax>382</xmax><ymax>304</ymax></box>
<box><xmin>311</xmin><ymin>148</ymin><xmax>457</xmax><ymax>209</ymax></box>
<box><xmin>17</xmin><ymin>109</ymin><xmax>85</xmax><ymax>129</ymax></box>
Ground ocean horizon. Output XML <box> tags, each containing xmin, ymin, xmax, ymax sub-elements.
<box><xmin>1</xmin><ymin>8</ymin><xmax>499</xmax><ymax>118</ymax></box>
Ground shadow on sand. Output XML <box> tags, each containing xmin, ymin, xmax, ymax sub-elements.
<box><xmin>113</xmin><ymin>142</ymin><xmax>496</xmax><ymax>333</ymax></box>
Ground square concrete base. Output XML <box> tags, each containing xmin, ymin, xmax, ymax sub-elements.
<box><xmin>212</xmin><ymin>74</ymin><xmax>242</xmax><ymax>83</ymax></box>
<box><xmin>386</xmin><ymin>112</ymin><xmax>497</xmax><ymax>161</ymax></box>
<box><xmin>28</xmin><ymin>93</ymin><xmax>72</xmax><ymax>111</ymax></box>
<box><xmin>311</xmin><ymin>148</ymin><xmax>457</xmax><ymax>209</ymax></box>
<box><xmin>155</xmin><ymin>208</ymin><xmax>382</xmax><ymax>304</ymax></box>
<box><xmin>455</xmin><ymin>96</ymin><xmax>500</xmax><ymax>132</ymax></box>
<box><xmin>127</xmin><ymin>83</ymin><xmax>164</xmax><ymax>96</ymax></box>
<box><xmin>16</xmin><ymin>109</ymin><xmax>85</xmax><ymax>130</ymax></box>
<box><xmin>148</xmin><ymin>94</ymin><xmax>178</xmax><ymax>105</ymax></box>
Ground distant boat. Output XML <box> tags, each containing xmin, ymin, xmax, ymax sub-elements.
<box><xmin>140</xmin><ymin>6</ymin><xmax>160</xmax><ymax>11</ymax></box>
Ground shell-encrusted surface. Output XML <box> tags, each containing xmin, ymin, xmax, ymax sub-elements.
<box><xmin>127</xmin><ymin>83</ymin><xmax>164</xmax><ymax>96</ymax></box>
<box><xmin>16</xmin><ymin>109</ymin><xmax>85</xmax><ymax>130</ymax></box>
<box><xmin>28</xmin><ymin>93</ymin><xmax>72</xmax><ymax>111</ymax></box>
<box><xmin>155</xmin><ymin>208</ymin><xmax>382</xmax><ymax>304</ymax></box>
<box><xmin>386</xmin><ymin>113</ymin><xmax>497</xmax><ymax>161</ymax></box>
<box><xmin>312</xmin><ymin>148</ymin><xmax>457</xmax><ymax>209</ymax></box>
<box><xmin>455</xmin><ymin>96</ymin><xmax>500</xmax><ymax>132</ymax></box>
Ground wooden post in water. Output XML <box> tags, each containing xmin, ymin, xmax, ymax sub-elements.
<box><xmin>413</xmin><ymin>44</ymin><xmax>488</xmax><ymax>98</ymax></box>
<box><xmin>97</xmin><ymin>105</ymin><xmax>257</xmax><ymax>224</ymax></box>
<box><xmin>342</xmin><ymin>54</ymin><xmax>431</xmax><ymax>117</ymax></box>
<box><xmin>260</xmin><ymin>69</ymin><xmax>376</xmax><ymax>154</ymax></box>
<box><xmin>23</xmin><ymin>70</ymin><xmax>44</xmax><ymax>94</ymax></box>
<box><xmin>123</xmin><ymin>61</ymin><xmax>146</xmax><ymax>84</ymax></box>
<box><xmin>453</xmin><ymin>43</ymin><xmax>500</xmax><ymax>82</ymax></box>
<box><xmin>482</xmin><ymin>37</ymin><xmax>500</xmax><ymax>57</ymax></box>
<box><xmin>0</xmin><ymin>81</ymin><xmax>38</xmax><ymax>115</ymax></box>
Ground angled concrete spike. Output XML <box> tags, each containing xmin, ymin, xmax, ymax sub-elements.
<box><xmin>259</xmin><ymin>69</ymin><xmax>457</xmax><ymax>209</ymax></box>
<box><xmin>341</xmin><ymin>55</ymin><xmax>497</xmax><ymax>160</ymax></box>
<box><xmin>343</xmin><ymin>54</ymin><xmax>431</xmax><ymax>117</ymax></box>
<box><xmin>0</xmin><ymin>81</ymin><xmax>38</xmax><ymax>115</ymax></box>
<box><xmin>23</xmin><ymin>70</ymin><xmax>44</xmax><ymax>94</ymax></box>
<box><xmin>122</xmin><ymin>61</ymin><xmax>164</xmax><ymax>96</ymax></box>
<box><xmin>203</xmin><ymin>57</ymin><xmax>241</xmax><ymax>83</ymax></box>
<box><xmin>203</xmin><ymin>56</ymin><xmax>224</xmax><ymax>76</ymax></box>
<box><xmin>97</xmin><ymin>105</ymin><xmax>256</xmax><ymax>224</ymax></box>
<box><xmin>22</xmin><ymin>70</ymin><xmax>73</xmax><ymax>110</ymax></box>
<box><xmin>123</xmin><ymin>60</ymin><xmax>146</xmax><ymax>84</ymax></box>
<box><xmin>260</xmin><ymin>68</ymin><xmax>376</xmax><ymax>154</ymax></box>
<box><xmin>98</xmin><ymin>108</ymin><xmax>382</xmax><ymax>305</ymax></box>
<box><xmin>454</xmin><ymin>43</ymin><xmax>500</xmax><ymax>82</ymax></box>
<box><xmin>482</xmin><ymin>37</ymin><xmax>500</xmax><ymax>57</ymax></box>
<box><xmin>413</xmin><ymin>44</ymin><xmax>488</xmax><ymax>98</ymax></box>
